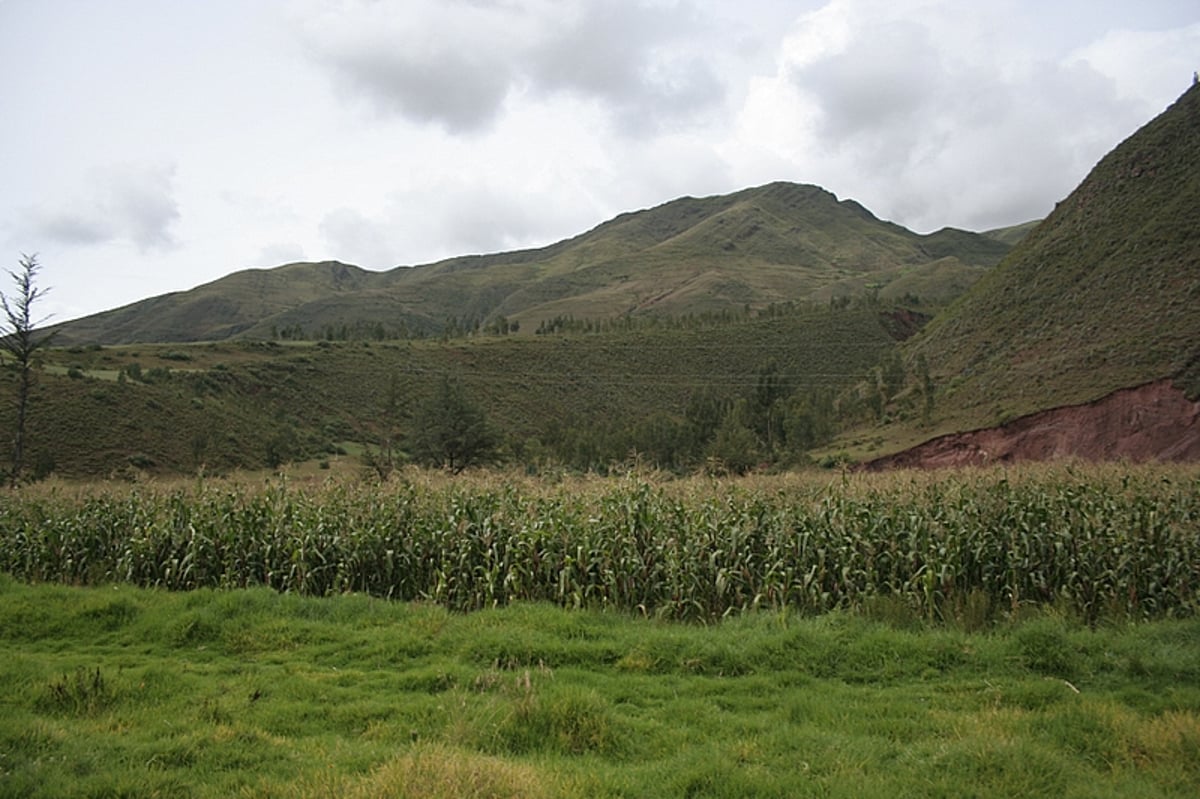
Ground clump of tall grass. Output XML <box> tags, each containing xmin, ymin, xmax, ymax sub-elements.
<box><xmin>1</xmin><ymin>465</ymin><xmax>1197</xmax><ymax>623</ymax></box>
<box><xmin>38</xmin><ymin>667</ymin><xmax>115</xmax><ymax>716</ymax></box>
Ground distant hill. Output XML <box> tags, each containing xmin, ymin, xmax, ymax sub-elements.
<box><xmin>982</xmin><ymin>220</ymin><xmax>1041</xmax><ymax>247</ymax></box>
<box><xmin>906</xmin><ymin>82</ymin><xmax>1200</xmax><ymax>432</ymax></box>
<box><xmin>49</xmin><ymin>182</ymin><xmax>1013</xmax><ymax>346</ymax></box>
<box><xmin>49</xmin><ymin>261</ymin><xmax>383</xmax><ymax>345</ymax></box>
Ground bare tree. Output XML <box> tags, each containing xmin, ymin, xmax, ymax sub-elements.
<box><xmin>1</xmin><ymin>254</ymin><xmax>53</xmax><ymax>486</ymax></box>
<box><xmin>361</xmin><ymin>373</ymin><xmax>405</xmax><ymax>480</ymax></box>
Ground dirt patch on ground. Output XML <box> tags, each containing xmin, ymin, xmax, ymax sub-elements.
<box><xmin>863</xmin><ymin>379</ymin><xmax>1200</xmax><ymax>471</ymax></box>
<box><xmin>878</xmin><ymin>309</ymin><xmax>931</xmax><ymax>341</ymax></box>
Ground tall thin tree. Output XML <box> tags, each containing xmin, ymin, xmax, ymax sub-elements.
<box><xmin>1</xmin><ymin>254</ymin><xmax>53</xmax><ymax>486</ymax></box>
<box><xmin>407</xmin><ymin>376</ymin><xmax>498</xmax><ymax>473</ymax></box>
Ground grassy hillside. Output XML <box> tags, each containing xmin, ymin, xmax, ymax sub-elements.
<box><xmin>15</xmin><ymin>303</ymin><xmax>898</xmax><ymax>478</ymax></box>
<box><xmin>902</xmin><ymin>82</ymin><xmax>1200</xmax><ymax>432</ymax></box>
<box><xmin>49</xmin><ymin>261</ymin><xmax>386</xmax><ymax>345</ymax></box>
<box><xmin>48</xmin><ymin>182</ymin><xmax>1010</xmax><ymax>347</ymax></box>
<box><xmin>1</xmin><ymin>349</ymin><xmax>325</xmax><ymax>479</ymax></box>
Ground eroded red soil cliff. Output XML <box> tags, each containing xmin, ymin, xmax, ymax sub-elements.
<box><xmin>863</xmin><ymin>379</ymin><xmax>1200</xmax><ymax>470</ymax></box>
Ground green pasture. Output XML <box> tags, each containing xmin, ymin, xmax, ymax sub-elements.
<box><xmin>2</xmin><ymin>577</ymin><xmax>1199</xmax><ymax>798</ymax></box>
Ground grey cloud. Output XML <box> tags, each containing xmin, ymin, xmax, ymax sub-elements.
<box><xmin>321</xmin><ymin>46</ymin><xmax>514</xmax><ymax>133</ymax></box>
<box><xmin>791</xmin><ymin>20</ymin><xmax>944</xmax><ymax>142</ymax></box>
<box><xmin>306</xmin><ymin>0</ymin><xmax>726</xmax><ymax>135</ymax></box>
<box><xmin>25</xmin><ymin>164</ymin><xmax>180</xmax><ymax>251</ymax></box>
<box><xmin>528</xmin><ymin>2</ymin><xmax>724</xmax><ymax>131</ymax></box>
<box><xmin>528</xmin><ymin>4</ymin><xmax>656</xmax><ymax>98</ymax></box>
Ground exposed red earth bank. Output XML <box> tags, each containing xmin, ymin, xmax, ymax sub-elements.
<box><xmin>863</xmin><ymin>379</ymin><xmax>1200</xmax><ymax>470</ymax></box>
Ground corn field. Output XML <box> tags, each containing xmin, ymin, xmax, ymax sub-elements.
<box><xmin>1</xmin><ymin>466</ymin><xmax>1198</xmax><ymax>622</ymax></box>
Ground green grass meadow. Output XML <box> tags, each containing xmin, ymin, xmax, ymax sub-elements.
<box><xmin>3</xmin><ymin>579</ymin><xmax>1200</xmax><ymax>798</ymax></box>
<box><xmin>2</xmin><ymin>465</ymin><xmax>1200</xmax><ymax>797</ymax></box>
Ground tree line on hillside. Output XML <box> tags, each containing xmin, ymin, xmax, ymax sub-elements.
<box><xmin>360</xmin><ymin>360</ymin><xmax>852</xmax><ymax>477</ymax></box>
<box><xmin>375</xmin><ymin>349</ymin><xmax>933</xmax><ymax>476</ymax></box>
<box><xmin>269</xmin><ymin>298</ymin><xmax>887</xmax><ymax>344</ymax></box>
<box><xmin>528</xmin><ymin>371</ymin><xmax>841</xmax><ymax>474</ymax></box>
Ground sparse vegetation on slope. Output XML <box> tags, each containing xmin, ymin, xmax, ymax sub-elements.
<box><xmin>14</xmin><ymin>302</ymin><xmax>899</xmax><ymax>478</ymax></box>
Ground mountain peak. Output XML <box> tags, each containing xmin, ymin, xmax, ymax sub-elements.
<box><xmin>49</xmin><ymin>182</ymin><xmax>1013</xmax><ymax>345</ymax></box>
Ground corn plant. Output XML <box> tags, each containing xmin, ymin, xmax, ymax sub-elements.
<box><xmin>1</xmin><ymin>466</ymin><xmax>1197</xmax><ymax>622</ymax></box>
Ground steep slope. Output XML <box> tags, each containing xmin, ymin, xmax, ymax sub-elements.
<box><xmin>865</xmin><ymin>379</ymin><xmax>1200</xmax><ymax>470</ymax></box>
<box><xmin>909</xmin><ymin>82</ymin><xmax>1200</xmax><ymax>430</ymax></box>
<box><xmin>49</xmin><ymin>182</ymin><xmax>1011</xmax><ymax>345</ymax></box>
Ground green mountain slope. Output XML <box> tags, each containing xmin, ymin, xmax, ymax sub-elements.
<box><xmin>49</xmin><ymin>182</ymin><xmax>1011</xmax><ymax>346</ymax></box>
<box><xmin>52</xmin><ymin>261</ymin><xmax>386</xmax><ymax>344</ymax></box>
<box><xmin>22</xmin><ymin>303</ymin><xmax>897</xmax><ymax>477</ymax></box>
<box><xmin>909</xmin><ymin>82</ymin><xmax>1200</xmax><ymax>429</ymax></box>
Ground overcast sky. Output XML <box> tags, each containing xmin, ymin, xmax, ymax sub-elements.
<box><xmin>2</xmin><ymin>0</ymin><xmax>1197</xmax><ymax>323</ymax></box>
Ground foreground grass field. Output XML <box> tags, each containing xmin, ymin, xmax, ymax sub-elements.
<box><xmin>2</xmin><ymin>465</ymin><xmax>1199</xmax><ymax>796</ymax></box>
<box><xmin>2</xmin><ymin>576</ymin><xmax>1199</xmax><ymax>798</ymax></box>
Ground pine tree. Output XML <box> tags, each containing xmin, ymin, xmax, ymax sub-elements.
<box><xmin>408</xmin><ymin>377</ymin><xmax>498</xmax><ymax>473</ymax></box>
<box><xmin>1</xmin><ymin>254</ymin><xmax>53</xmax><ymax>487</ymax></box>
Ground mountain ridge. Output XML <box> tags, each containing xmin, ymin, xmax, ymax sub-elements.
<box><xmin>48</xmin><ymin>181</ymin><xmax>1017</xmax><ymax>346</ymax></box>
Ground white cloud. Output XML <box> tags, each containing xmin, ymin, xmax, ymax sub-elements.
<box><xmin>318</xmin><ymin>207</ymin><xmax>401</xmax><ymax>269</ymax></box>
<box><xmin>255</xmin><ymin>242</ymin><xmax>308</xmax><ymax>268</ymax></box>
<box><xmin>318</xmin><ymin>174</ymin><xmax>600</xmax><ymax>270</ymax></box>
<box><xmin>23</xmin><ymin>163</ymin><xmax>180</xmax><ymax>252</ymax></box>
<box><xmin>1073</xmin><ymin>23</ymin><xmax>1200</xmax><ymax>108</ymax></box>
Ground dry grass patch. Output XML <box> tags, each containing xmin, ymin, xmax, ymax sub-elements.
<box><xmin>298</xmin><ymin>742</ymin><xmax>583</xmax><ymax>799</ymax></box>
